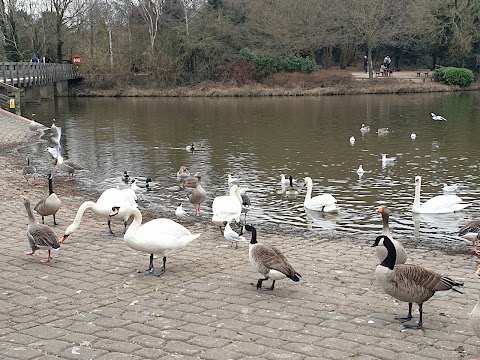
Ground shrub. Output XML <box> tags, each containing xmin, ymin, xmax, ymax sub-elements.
<box><xmin>218</xmin><ymin>60</ymin><xmax>258</xmax><ymax>86</ymax></box>
<box><xmin>263</xmin><ymin>70</ymin><xmax>353</xmax><ymax>88</ymax></box>
<box><xmin>432</xmin><ymin>67</ymin><xmax>475</xmax><ymax>87</ymax></box>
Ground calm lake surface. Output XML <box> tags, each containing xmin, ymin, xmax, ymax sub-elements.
<box><xmin>22</xmin><ymin>93</ymin><xmax>480</xmax><ymax>246</ymax></box>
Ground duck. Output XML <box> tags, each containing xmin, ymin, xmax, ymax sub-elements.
<box><xmin>185</xmin><ymin>142</ymin><xmax>202</xmax><ymax>152</ymax></box>
<box><xmin>122</xmin><ymin>171</ymin><xmax>130</xmax><ymax>182</ymax></box>
<box><xmin>412</xmin><ymin>175</ymin><xmax>470</xmax><ymax>214</ymax></box>
<box><xmin>458</xmin><ymin>220</ymin><xmax>480</xmax><ymax>255</ymax></box>
<box><xmin>175</xmin><ymin>204</ymin><xmax>188</xmax><ymax>219</ymax></box>
<box><xmin>212</xmin><ymin>184</ymin><xmax>243</xmax><ymax>226</ymax></box>
<box><xmin>223</xmin><ymin>221</ymin><xmax>246</xmax><ymax>248</ymax></box>
<box><xmin>360</xmin><ymin>124</ymin><xmax>370</xmax><ymax>133</ymax></box>
<box><xmin>132</xmin><ymin>177</ymin><xmax>152</xmax><ymax>188</ymax></box>
<box><xmin>381</xmin><ymin>154</ymin><xmax>396</xmax><ymax>163</ymax></box>
<box><xmin>356</xmin><ymin>165</ymin><xmax>365</xmax><ymax>176</ymax></box>
<box><xmin>22</xmin><ymin>157</ymin><xmax>37</xmax><ymax>186</ymax></box>
<box><xmin>303</xmin><ymin>176</ymin><xmax>338</xmax><ymax>212</ymax></box>
<box><xmin>373</xmin><ymin>206</ymin><xmax>407</xmax><ymax>264</ymax></box>
<box><xmin>349</xmin><ymin>136</ymin><xmax>355</xmax><ymax>145</ymax></box>
<box><xmin>20</xmin><ymin>195</ymin><xmax>60</xmax><ymax>263</ymax></box>
<box><xmin>442</xmin><ymin>183</ymin><xmax>458</xmax><ymax>192</ymax></box>
<box><xmin>177</xmin><ymin>166</ymin><xmax>190</xmax><ymax>179</ymax></box>
<box><xmin>109</xmin><ymin>205</ymin><xmax>201</xmax><ymax>276</ymax></box>
<box><xmin>34</xmin><ymin>172</ymin><xmax>61</xmax><ymax>226</ymax></box>
<box><xmin>60</xmin><ymin>188</ymin><xmax>138</xmax><ymax>242</ymax></box>
<box><xmin>471</xmin><ymin>266</ymin><xmax>480</xmax><ymax>347</ymax></box>
<box><xmin>131</xmin><ymin>179</ymin><xmax>150</xmax><ymax>192</ymax></box>
<box><xmin>375</xmin><ymin>235</ymin><xmax>463</xmax><ymax>329</ymax></box>
<box><xmin>227</xmin><ymin>174</ymin><xmax>239</xmax><ymax>185</ymax></box>
<box><xmin>410</xmin><ymin>132</ymin><xmax>416</xmax><ymax>140</ymax></box>
<box><xmin>240</xmin><ymin>187</ymin><xmax>251</xmax><ymax>221</ymax></box>
<box><xmin>187</xmin><ymin>172</ymin><xmax>207</xmax><ymax>215</ymax></box>
<box><xmin>431</xmin><ymin>112</ymin><xmax>447</xmax><ymax>121</ymax></box>
<box><xmin>377</xmin><ymin>128</ymin><xmax>390</xmax><ymax>135</ymax></box>
<box><xmin>241</xmin><ymin>224</ymin><xmax>301</xmax><ymax>290</ymax></box>
<box><xmin>284</xmin><ymin>176</ymin><xmax>298</xmax><ymax>200</ymax></box>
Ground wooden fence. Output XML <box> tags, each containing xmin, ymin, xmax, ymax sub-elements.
<box><xmin>0</xmin><ymin>62</ymin><xmax>80</xmax><ymax>87</ymax></box>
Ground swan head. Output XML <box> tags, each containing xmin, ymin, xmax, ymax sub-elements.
<box><xmin>304</xmin><ymin>176</ymin><xmax>312</xmax><ymax>186</ymax></box>
<box><xmin>415</xmin><ymin>175</ymin><xmax>422</xmax><ymax>186</ymax></box>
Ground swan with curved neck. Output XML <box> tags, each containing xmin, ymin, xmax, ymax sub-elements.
<box><xmin>110</xmin><ymin>206</ymin><xmax>201</xmax><ymax>276</ymax></box>
<box><xmin>412</xmin><ymin>175</ymin><xmax>470</xmax><ymax>214</ymax></box>
<box><xmin>212</xmin><ymin>184</ymin><xmax>243</xmax><ymax>225</ymax></box>
<box><xmin>303</xmin><ymin>177</ymin><xmax>337</xmax><ymax>212</ymax></box>
<box><xmin>60</xmin><ymin>188</ymin><xmax>137</xmax><ymax>242</ymax></box>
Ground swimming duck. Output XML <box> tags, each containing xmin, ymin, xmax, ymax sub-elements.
<box><xmin>431</xmin><ymin>112</ymin><xmax>447</xmax><ymax>121</ymax></box>
<box><xmin>412</xmin><ymin>176</ymin><xmax>470</xmax><ymax>214</ymax></box>
<box><xmin>110</xmin><ymin>205</ymin><xmax>201</xmax><ymax>276</ymax></box>
<box><xmin>373</xmin><ymin>206</ymin><xmax>407</xmax><ymax>264</ymax></box>
<box><xmin>223</xmin><ymin>221</ymin><xmax>246</xmax><ymax>248</ymax></box>
<box><xmin>303</xmin><ymin>177</ymin><xmax>338</xmax><ymax>212</ymax></box>
<box><xmin>375</xmin><ymin>235</ymin><xmax>463</xmax><ymax>329</ymax></box>
<box><xmin>212</xmin><ymin>184</ymin><xmax>243</xmax><ymax>225</ymax></box>
<box><xmin>60</xmin><ymin>188</ymin><xmax>138</xmax><ymax>241</ymax></box>
<box><xmin>241</xmin><ymin>224</ymin><xmax>301</xmax><ymax>291</ymax></box>
<box><xmin>34</xmin><ymin>172</ymin><xmax>61</xmax><ymax>225</ymax></box>
<box><xmin>187</xmin><ymin>172</ymin><xmax>207</xmax><ymax>215</ymax></box>
<box><xmin>177</xmin><ymin>166</ymin><xmax>190</xmax><ymax>179</ymax></box>
<box><xmin>22</xmin><ymin>157</ymin><xmax>37</xmax><ymax>186</ymax></box>
<box><xmin>20</xmin><ymin>195</ymin><xmax>60</xmax><ymax>263</ymax></box>
<box><xmin>458</xmin><ymin>220</ymin><xmax>480</xmax><ymax>255</ymax></box>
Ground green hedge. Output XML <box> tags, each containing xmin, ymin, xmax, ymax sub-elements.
<box><xmin>240</xmin><ymin>49</ymin><xmax>314</xmax><ymax>78</ymax></box>
<box><xmin>432</xmin><ymin>67</ymin><xmax>475</xmax><ymax>87</ymax></box>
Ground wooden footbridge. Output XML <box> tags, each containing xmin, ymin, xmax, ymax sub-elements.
<box><xmin>0</xmin><ymin>62</ymin><xmax>81</xmax><ymax>114</ymax></box>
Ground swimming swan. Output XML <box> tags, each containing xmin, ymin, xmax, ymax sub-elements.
<box><xmin>303</xmin><ymin>177</ymin><xmax>338</xmax><ymax>212</ymax></box>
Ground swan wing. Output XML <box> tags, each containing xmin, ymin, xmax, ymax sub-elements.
<box><xmin>305</xmin><ymin>194</ymin><xmax>337</xmax><ymax>211</ymax></box>
<box><xmin>420</xmin><ymin>195</ymin><xmax>470</xmax><ymax>213</ymax></box>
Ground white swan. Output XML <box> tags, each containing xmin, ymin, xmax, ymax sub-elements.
<box><xmin>431</xmin><ymin>112</ymin><xmax>447</xmax><ymax>121</ymax></box>
<box><xmin>303</xmin><ymin>177</ymin><xmax>338</xmax><ymax>212</ymax></box>
<box><xmin>212</xmin><ymin>185</ymin><xmax>243</xmax><ymax>225</ymax></box>
<box><xmin>412</xmin><ymin>176</ymin><xmax>470</xmax><ymax>214</ymax></box>
<box><xmin>60</xmin><ymin>188</ymin><xmax>137</xmax><ymax>242</ymax></box>
<box><xmin>110</xmin><ymin>206</ymin><xmax>200</xmax><ymax>276</ymax></box>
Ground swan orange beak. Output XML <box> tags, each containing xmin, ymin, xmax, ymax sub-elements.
<box><xmin>60</xmin><ymin>234</ymin><xmax>69</xmax><ymax>243</ymax></box>
<box><xmin>109</xmin><ymin>207</ymin><xmax>120</xmax><ymax>217</ymax></box>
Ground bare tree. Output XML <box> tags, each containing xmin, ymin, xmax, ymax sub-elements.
<box><xmin>138</xmin><ymin>0</ymin><xmax>163</xmax><ymax>57</ymax></box>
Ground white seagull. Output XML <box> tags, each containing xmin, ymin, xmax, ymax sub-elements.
<box><xmin>431</xmin><ymin>113</ymin><xmax>447</xmax><ymax>121</ymax></box>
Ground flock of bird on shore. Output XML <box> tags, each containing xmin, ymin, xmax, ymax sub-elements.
<box><xmin>18</xmin><ymin>114</ymin><xmax>480</xmax><ymax>341</ymax></box>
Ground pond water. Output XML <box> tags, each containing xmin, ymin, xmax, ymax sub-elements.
<box><xmin>22</xmin><ymin>93</ymin><xmax>480</xmax><ymax>246</ymax></box>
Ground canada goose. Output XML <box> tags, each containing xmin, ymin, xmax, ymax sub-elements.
<box><xmin>60</xmin><ymin>188</ymin><xmax>137</xmax><ymax>242</ymax></box>
<box><xmin>375</xmin><ymin>235</ymin><xmax>463</xmax><ymax>329</ymax></box>
<box><xmin>212</xmin><ymin>184</ymin><xmax>242</xmax><ymax>226</ymax></box>
<box><xmin>412</xmin><ymin>176</ymin><xmax>470</xmax><ymax>214</ymax></box>
<box><xmin>471</xmin><ymin>266</ymin><xmax>480</xmax><ymax>342</ymax></box>
<box><xmin>20</xmin><ymin>195</ymin><xmax>60</xmax><ymax>263</ymax></box>
<box><xmin>110</xmin><ymin>206</ymin><xmax>201</xmax><ymax>276</ymax></box>
<box><xmin>360</xmin><ymin>124</ymin><xmax>370</xmax><ymax>132</ymax></box>
<box><xmin>431</xmin><ymin>112</ymin><xmax>447</xmax><ymax>121</ymax></box>
<box><xmin>284</xmin><ymin>176</ymin><xmax>298</xmax><ymax>200</ymax></box>
<box><xmin>349</xmin><ymin>136</ymin><xmax>355</xmax><ymax>145</ymax></box>
<box><xmin>240</xmin><ymin>187</ymin><xmax>251</xmax><ymax>221</ymax></box>
<box><xmin>241</xmin><ymin>224</ymin><xmax>301</xmax><ymax>290</ymax></box>
<box><xmin>223</xmin><ymin>221</ymin><xmax>246</xmax><ymax>248</ymax></box>
<box><xmin>373</xmin><ymin>206</ymin><xmax>407</xmax><ymax>264</ymax></box>
<box><xmin>458</xmin><ymin>220</ymin><xmax>480</xmax><ymax>255</ymax></box>
<box><xmin>177</xmin><ymin>166</ymin><xmax>190</xmax><ymax>179</ymax></box>
<box><xmin>175</xmin><ymin>204</ymin><xmax>188</xmax><ymax>218</ymax></box>
<box><xmin>303</xmin><ymin>177</ymin><xmax>338</xmax><ymax>212</ymax></box>
<box><xmin>22</xmin><ymin>157</ymin><xmax>37</xmax><ymax>186</ymax></box>
<box><xmin>187</xmin><ymin>172</ymin><xmax>207</xmax><ymax>215</ymax></box>
<box><xmin>34</xmin><ymin>172</ymin><xmax>61</xmax><ymax>225</ymax></box>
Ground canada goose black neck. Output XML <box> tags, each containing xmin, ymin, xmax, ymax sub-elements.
<box><xmin>378</xmin><ymin>235</ymin><xmax>396</xmax><ymax>270</ymax></box>
<box><xmin>245</xmin><ymin>224</ymin><xmax>257</xmax><ymax>244</ymax></box>
<box><xmin>289</xmin><ymin>176</ymin><xmax>293</xmax><ymax>187</ymax></box>
<box><xmin>48</xmin><ymin>173</ymin><xmax>54</xmax><ymax>195</ymax></box>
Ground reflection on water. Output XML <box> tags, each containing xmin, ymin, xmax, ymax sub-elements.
<box><xmin>22</xmin><ymin>93</ymin><xmax>480</xmax><ymax>246</ymax></box>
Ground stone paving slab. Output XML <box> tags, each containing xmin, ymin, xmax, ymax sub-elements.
<box><xmin>0</xmin><ymin>108</ymin><xmax>480</xmax><ymax>359</ymax></box>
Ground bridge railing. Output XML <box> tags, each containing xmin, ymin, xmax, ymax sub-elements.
<box><xmin>0</xmin><ymin>62</ymin><xmax>79</xmax><ymax>87</ymax></box>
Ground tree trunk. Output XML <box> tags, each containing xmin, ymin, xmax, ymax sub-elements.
<box><xmin>56</xmin><ymin>16</ymin><xmax>63</xmax><ymax>63</ymax></box>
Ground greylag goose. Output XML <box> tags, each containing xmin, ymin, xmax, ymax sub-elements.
<box><xmin>110</xmin><ymin>205</ymin><xmax>201</xmax><ymax>276</ymax></box>
<box><xmin>241</xmin><ymin>224</ymin><xmax>301</xmax><ymax>291</ymax></box>
<box><xmin>187</xmin><ymin>172</ymin><xmax>207</xmax><ymax>215</ymax></box>
<box><xmin>373</xmin><ymin>206</ymin><xmax>407</xmax><ymax>264</ymax></box>
<box><xmin>22</xmin><ymin>157</ymin><xmax>37</xmax><ymax>186</ymax></box>
<box><xmin>34</xmin><ymin>172</ymin><xmax>61</xmax><ymax>225</ymax></box>
<box><xmin>60</xmin><ymin>188</ymin><xmax>137</xmax><ymax>241</ymax></box>
<box><xmin>375</xmin><ymin>235</ymin><xmax>463</xmax><ymax>329</ymax></box>
<box><xmin>303</xmin><ymin>177</ymin><xmax>337</xmax><ymax>212</ymax></box>
<box><xmin>412</xmin><ymin>176</ymin><xmax>470</xmax><ymax>213</ymax></box>
<box><xmin>223</xmin><ymin>221</ymin><xmax>246</xmax><ymax>248</ymax></box>
<box><xmin>458</xmin><ymin>220</ymin><xmax>480</xmax><ymax>255</ymax></box>
<box><xmin>20</xmin><ymin>195</ymin><xmax>60</xmax><ymax>263</ymax></box>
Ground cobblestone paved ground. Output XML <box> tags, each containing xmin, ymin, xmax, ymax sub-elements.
<box><xmin>1</xmin><ymin>108</ymin><xmax>480</xmax><ymax>359</ymax></box>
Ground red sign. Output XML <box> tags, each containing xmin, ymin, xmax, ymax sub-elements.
<box><xmin>72</xmin><ymin>55</ymin><xmax>82</xmax><ymax>65</ymax></box>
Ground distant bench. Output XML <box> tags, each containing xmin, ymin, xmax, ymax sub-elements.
<box><xmin>417</xmin><ymin>69</ymin><xmax>431</xmax><ymax>77</ymax></box>
<box><xmin>375</xmin><ymin>69</ymin><xmax>394</xmax><ymax>77</ymax></box>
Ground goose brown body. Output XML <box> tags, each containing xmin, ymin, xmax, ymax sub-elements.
<box><xmin>458</xmin><ymin>220</ymin><xmax>480</xmax><ymax>254</ymax></box>
<box><xmin>22</xmin><ymin>157</ymin><xmax>37</xmax><ymax>185</ymax></box>
<box><xmin>187</xmin><ymin>172</ymin><xmax>207</xmax><ymax>215</ymax></box>
<box><xmin>34</xmin><ymin>173</ymin><xmax>61</xmax><ymax>225</ymax></box>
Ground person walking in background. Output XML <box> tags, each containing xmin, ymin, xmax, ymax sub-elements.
<box><xmin>384</xmin><ymin>55</ymin><xmax>391</xmax><ymax>69</ymax></box>
<box><xmin>364</xmin><ymin>56</ymin><xmax>368</xmax><ymax>73</ymax></box>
